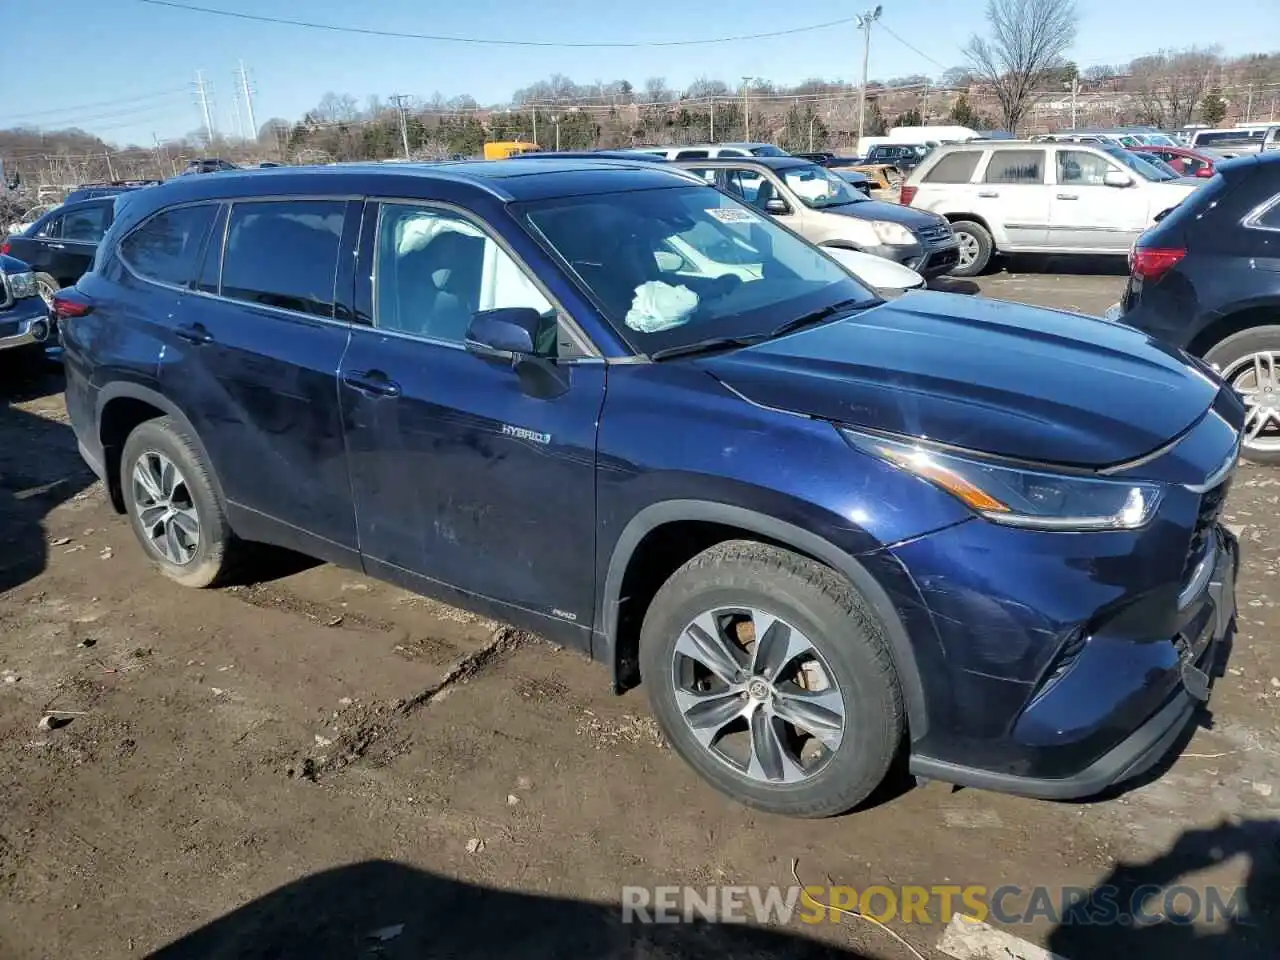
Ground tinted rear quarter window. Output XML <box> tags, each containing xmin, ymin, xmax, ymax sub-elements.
<box><xmin>221</xmin><ymin>200</ymin><xmax>345</xmax><ymax>317</ymax></box>
<box><xmin>984</xmin><ymin>150</ymin><xmax>1044</xmax><ymax>184</ymax></box>
<box><xmin>675</xmin><ymin>149</ymin><xmax>710</xmax><ymax>160</ymax></box>
<box><xmin>924</xmin><ymin>151</ymin><xmax>982</xmax><ymax>183</ymax></box>
<box><xmin>1250</xmin><ymin>195</ymin><xmax>1280</xmax><ymax>230</ymax></box>
<box><xmin>120</xmin><ymin>204</ymin><xmax>219</xmax><ymax>286</ymax></box>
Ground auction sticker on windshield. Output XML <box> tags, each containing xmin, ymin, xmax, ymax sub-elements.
<box><xmin>706</xmin><ymin>208</ymin><xmax>759</xmax><ymax>224</ymax></box>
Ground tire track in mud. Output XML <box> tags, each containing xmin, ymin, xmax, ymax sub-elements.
<box><xmin>288</xmin><ymin>626</ymin><xmax>534</xmax><ymax>781</ymax></box>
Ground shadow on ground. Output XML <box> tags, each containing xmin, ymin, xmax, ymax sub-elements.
<box><xmin>148</xmin><ymin>860</ymin><xmax>871</xmax><ymax>959</ymax></box>
<box><xmin>1046</xmin><ymin>818</ymin><xmax>1280</xmax><ymax>960</ymax></box>
<box><xmin>998</xmin><ymin>253</ymin><xmax>1130</xmax><ymax>277</ymax></box>
<box><xmin>0</xmin><ymin>354</ymin><xmax>95</xmax><ymax>595</ymax></box>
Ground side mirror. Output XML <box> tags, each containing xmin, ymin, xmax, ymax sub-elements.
<box><xmin>465</xmin><ymin>307</ymin><xmax>542</xmax><ymax>356</ymax></box>
<box><xmin>765</xmin><ymin>198</ymin><xmax>790</xmax><ymax>215</ymax></box>
<box><xmin>1103</xmin><ymin>171</ymin><xmax>1134</xmax><ymax>188</ymax></box>
<box><xmin>654</xmin><ymin>249</ymin><xmax>686</xmax><ymax>273</ymax></box>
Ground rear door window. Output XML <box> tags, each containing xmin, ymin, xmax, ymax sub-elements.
<box><xmin>983</xmin><ymin>150</ymin><xmax>1045</xmax><ymax>184</ymax></box>
<box><xmin>923</xmin><ymin>152</ymin><xmax>982</xmax><ymax>183</ymax></box>
<box><xmin>675</xmin><ymin>149</ymin><xmax>711</xmax><ymax>160</ymax></box>
<box><xmin>61</xmin><ymin>204</ymin><xmax>112</xmax><ymax>243</ymax></box>
<box><xmin>120</xmin><ymin>203</ymin><xmax>219</xmax><ymax>286</ymax></box>
<box><xmin>220</xmin><ymin>200</ymin><xmax>345</xmax><ymax>317</ymax></box>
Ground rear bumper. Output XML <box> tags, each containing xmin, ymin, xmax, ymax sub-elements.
<box><xmin>0</xmin><ymin>296</ymin><xmax>53</xmax><ymax>351</ymax></box>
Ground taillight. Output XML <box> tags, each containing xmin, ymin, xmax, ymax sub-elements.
<box><xmin>52</xmin><ymin>290</ymin><xmax>93</xmax><ymax>319</ymax></box>
<box><xmin>1129</xmin><ymin>247</ymin><xmax>1186</xmax><ymax>283</ymax></box>
<box><xmin>899</xmin><ymin>185</ymin><xmax>918</xmax><ymax>206</ymax></box>
<box><xmin>0</xmin><ymin>241</ymin><xmax>9</xmax><ymax>255</ymax></box>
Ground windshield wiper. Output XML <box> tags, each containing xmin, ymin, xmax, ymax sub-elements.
<box><xmin>650</xmin><ymin>335</ymin><xmax>766</xmax><ymax>361</ymax></box>
<box><xmin>769</xmin><ymin>297</ymin><xmax>872</xmax><ymax>339</ymax></box>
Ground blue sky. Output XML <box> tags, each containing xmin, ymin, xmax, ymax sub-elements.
<box><xmin>4</xmin><ymin>0</ymin><xmax>1277</xmax><ymax>147</ymax></box>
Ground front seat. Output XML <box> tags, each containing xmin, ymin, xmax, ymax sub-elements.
<box><xmin>753</xmin><ymin>178</ymin><xmax>776</xmax><ymax>211</ymax></box>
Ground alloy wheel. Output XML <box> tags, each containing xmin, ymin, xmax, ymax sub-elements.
<box><xmin>131</xmin><ymin>451</ymin><xmax>201</xmax><ymax>565</ymax></box>
<box><xmin>36</xmin><ymin>278</ymin><xmax>57</xmax><ymax>312</ymax></box>
<box><xmin>670</xmin><ymin>606</ymin><xmax>845</xmax><ymax>785</ymax></box>
<box><xmin>955</xmin><ymin>231</ymin><xmax>980</xmax><ymax>269</ymax></box>
<box><xmin>1224</xmin><ymin>351</ymin><xmax>1280</xmax><ymax>453</ymax></box>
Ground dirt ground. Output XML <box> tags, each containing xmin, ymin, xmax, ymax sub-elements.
<box><xmin>2</xmin><ymin>264</ymin><xmax>1278</xmax><ymax>960</ymax></box>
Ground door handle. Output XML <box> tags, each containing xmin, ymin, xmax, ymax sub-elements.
<box><xmin>174</xmin><ymin>323</ymin><xmax>214</xmax><ymax>345</ymax></box>
<box><xmin>46</xmin><ymin>242</ymin><xmax>66</xmax><ymax>250</ymax></box>
<box><xmin>342</xmin><ymin>369</ymin><xmax>402</xmax><ymax>398</ymax></box>
<box><xmin>1056</xmin><ymin>193</ymin><xmax>1079</xmax><ymax>200</ymax></box>
<box><xmin>977</xmin><ymin>191</ymin><xmax>999</xmax><ymax>198</ymax></box>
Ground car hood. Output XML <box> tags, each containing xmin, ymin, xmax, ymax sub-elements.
<box><xmin>820</xmin><ymin>198</ymin><xmax>944</xmax><ymax>230</ymax></box>
<box><xmin>703</xmin><ymin>291</ymin><xmax>1219</xmax><ymax>467</ymax></box>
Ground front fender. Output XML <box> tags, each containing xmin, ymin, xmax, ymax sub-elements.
<box><xmin>596</xmin><ymin>499</ymin><xmax>935</xmax><ymax>740</ymax></box>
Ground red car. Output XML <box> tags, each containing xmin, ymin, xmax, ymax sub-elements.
<box><xmin>1131</xmin><ymin>145</ymin><xmax>1217</xmax><ymax>178</ymax></box>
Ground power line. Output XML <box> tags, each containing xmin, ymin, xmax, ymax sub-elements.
<box><xmin>138</xmin><ymin>0</ymin><xmax>858</xmax><ymax>48</ymax></box>
<box><xmin>0</xmin><ymin>89</ymin><xmax>187</xmax><ymax>125</ymax></box>
<box><xmin>877</xmin><ymin>21</ymin><xmax>948</xmax><ymax>70</ymax></box>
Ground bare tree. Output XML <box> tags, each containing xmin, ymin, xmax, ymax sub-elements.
<box><xmin>685</xmin><ymin>76</ymin><xmax>732</xmax><ymax>100</ymax></box>
<box><xmin>941</xmin><ymin>66</ymin><xmax>975</xmax><ymax>89</ymax></box>
<box><xmin>1128</xmin><ymin>48</ymin><xmax>1220</xmax><ymax>127</ymax></box>
<box><xmin>1082</xmin><ymin>63</ymin><xmax>1116</xmax><ymax>83</ymax></box>
<box><xmin>643</xmin><ymin>77</ymin><xmax>672</xmax><ymax>104</ymax></box>
<box><xmin>963</xmin><ymin>0</ymin><xmax>1078</xmax><ymax>134</ymax></box>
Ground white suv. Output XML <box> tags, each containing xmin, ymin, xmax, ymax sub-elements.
<box><xmin>902</xmin><ymin>141</ymin><xmax>1202</xmax><ymax>276</ymax></box>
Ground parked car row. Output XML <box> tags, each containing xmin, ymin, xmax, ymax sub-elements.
<box><xmin>49</xmin><ymin>156</ymin><xmax>1243</xmax><ymax>819</ymax></box>
<box><xmin>901</xmin><ymin>139</ymin><xmax>1204</xmax><ymax>276</ymax></box>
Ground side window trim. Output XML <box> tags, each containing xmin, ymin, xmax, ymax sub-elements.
<box><xmin>190</xmin><ymin>202</ymin><xmax>230</xmax><ymax>294</ymax></box>
<box><xmin>361</xmin><ymin>197</ymin><xmax>600</xmax><ymax>360</ymax></box>
<box><xmin>1243</xmin><ymin>194</ymin><xmax>1280</xmax><ymax>233</ymax></box>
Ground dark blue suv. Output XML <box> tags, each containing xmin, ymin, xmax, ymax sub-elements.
<box><xmin>55</xmin><ymin>159</ymin><xmax>1242</xmax><ymax>817</ymax></box>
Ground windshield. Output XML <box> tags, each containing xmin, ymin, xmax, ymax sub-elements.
<box><xmin>1102</xmin><ymin>145</ymin><xmax>1173</xmax><ymax>181</ymax></box>
<box><xmin>520</xmin><ymin>185</ymin><xmax>875</xmax><ymax>355</ymax></box>
<box><xmin>1142</xmin><ymin>134</ymin><xmax>1178</xmax><ymax>146</ymax></box>
<box><xmin>777</xmin><ymin>164</ymin><xmax>868</xmax><ymax>209</ymax></box>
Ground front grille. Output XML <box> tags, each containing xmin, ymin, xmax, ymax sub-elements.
<box><xmin>916</xmin><ymin>222</ymin><xmax>953</xmax><ymax>244</ymax></box>
<box><xmin>1181</xmin><ymin>479</ymin><xmax>1230</xmax><ymax>586</ymax></box>
<box><xmin>0</xmin><ymin>272</ymin><xmax>12</xmax><ymax>311</ymax></box>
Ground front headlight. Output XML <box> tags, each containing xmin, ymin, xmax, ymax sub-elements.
<box><xmin>841</xmin><ymin>429</ymin><xmax>1163</xmax><ymax>531</ymax></box>
<box><xmin>7</xmin><ymin>271</ymin><xmax>37</xmax><ymax>299</ymax></box>
<box><xmin>870</xmin><ymin>221</ymin><xmax>916</xmax><ymax>246</ymax></box>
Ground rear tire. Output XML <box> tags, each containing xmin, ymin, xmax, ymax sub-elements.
<box><xmin>121</xmin><ymin>416</ymin><xmax>237</xmax><ymax>587</ymax></box>
<box><xmin>639</xmin><ymin>541</ymin><xmax>903</xmax><ymax>818</ymax></box>
<box><xmin>948</xmin><ymin>220</ymin><xmax>994</xmax><ymax>277</ymax></box>
<box><xmin>1204</xmin><ymin>325</ymin><xmax>1280</xmax><ymax>466</ymax></box>
<box><xmin>34</xmin><ymin>273</ymin><xmax>59</xmax><ymax>312</ymax></box>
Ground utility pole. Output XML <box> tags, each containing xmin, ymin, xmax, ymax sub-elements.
<box><xmin>710</xmin><ymin>97</ymin><xmax>715</xmax><ymax>141</ymax></box>
<box><xmin>194</xmin><ymin>70</ymin><xmax>215</xmax><ymax>147</ymax></box>
<box><xmin>531</xmin><ymin>108</ymin><xmax>538</xmax><ymax>146</ymax></box>
<box><xmin>1070</xmin><ymin>76</ymin><xmax>1079</xmax><ymax>129</ymax></box>
<box><xmin>238</xmin><ymin>60</ymin><xmax>258</xmax><ymax>140</ymax></box>
<box><xmin>104</xmin><ymin>151</ymin><xmax>116</xmax><ymax>181</ymax></box>
<box><xmin>231</xmin><ymin>92</ymin><xmax>244</xmax><ymax>141</ymax></box>
<box><xmin>550</xmin><ymin>113</ymin><xmax>561</xmax><ymax>151</ymax></box>
<box><xmin>152</xmin><ymin>134</ymin><xmax>167</xmax><ymax>179</ymax></box>
<box><xmin>855</xmin><ymin>6</ymin><xmax>882</xmax><ymax>148</ymax></box>
<box><xmin>1246</xmin><ymin>83</ymin><xmax>1254</xmax><ymax>122</ymax></box>
<box><xmin>390</xmin><ymin>94</ymin><xmax>411</xmax><ymax>159</ymax></box>
<box><xmin>741</xmin><ymin>76</ymin><xmax>753</xmax><ymax>141</ymax></box>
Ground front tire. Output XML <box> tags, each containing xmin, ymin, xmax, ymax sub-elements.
<box><xmin>1204</xmin><ymin>325</ymin><xmax>1280</xmax><ymax>466</ymax></box>
<box><xmin>639</xmin><ymin>541</ymin><xmax>903</xmax><ymax>818</ymax></box>
<box><xmin>948</xmin><ymin>220</ymin><xmax>994</xmax><ymax>277</ymax></box>
<box><xmin>121</xmin><ymin>416</ymin><xmax>236</xmax><ymax>587</ymax></box>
